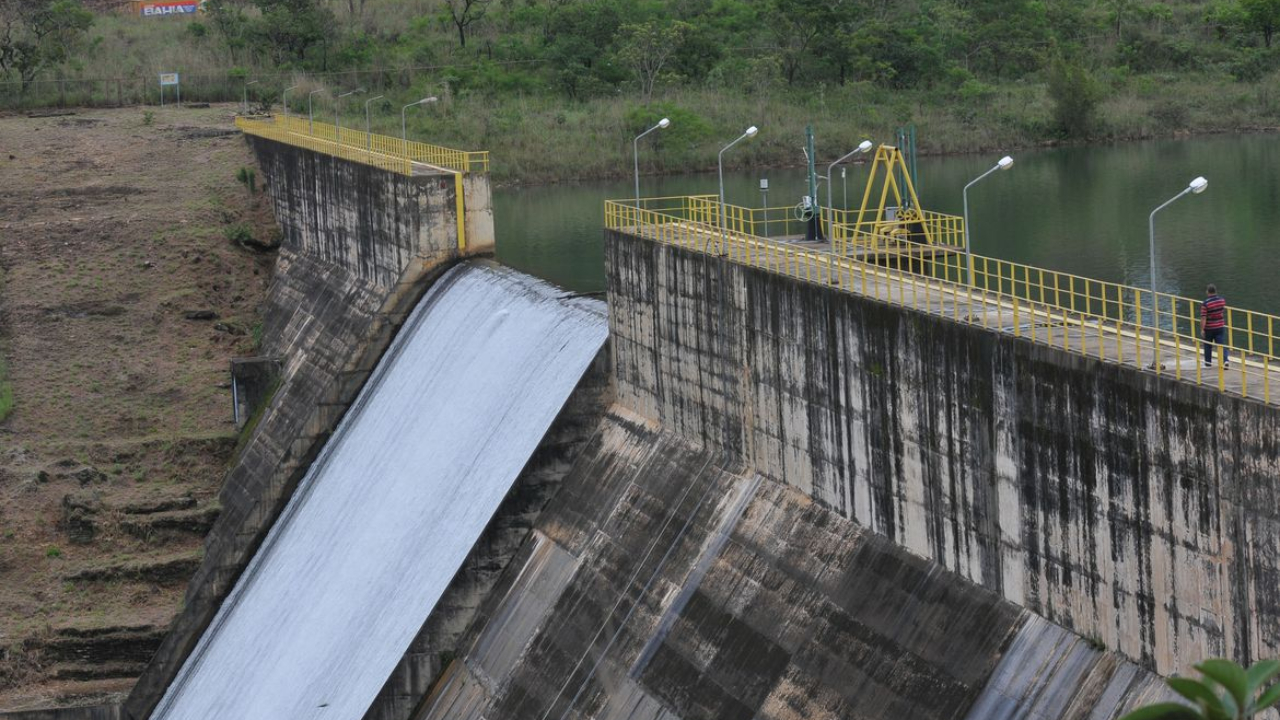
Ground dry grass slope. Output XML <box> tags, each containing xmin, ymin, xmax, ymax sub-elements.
<box><xmin>0</xmin><ymin>103</ymin><xmax>277</xmax><ymax>711</ymax></box>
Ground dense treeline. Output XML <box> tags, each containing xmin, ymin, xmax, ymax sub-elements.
<box><xmin>4</xmin><ymin>0</ymin><xmax>1280</xmax><ymax>179</ymax></box>
<box><xmin>182</xmin><ymin>0</ymin><xmax>1280</xmax><ymax>131</ymax></box>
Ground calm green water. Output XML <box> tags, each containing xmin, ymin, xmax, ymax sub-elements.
<box><xmin>495</xmin><ymin>134</ymin><xmax>1280</xmax><ymax>314</ymax></box>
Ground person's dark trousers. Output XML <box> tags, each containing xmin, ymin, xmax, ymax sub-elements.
<box><xmin>1204</xmin><ymin>327</ymin><xmax>1228</xmax><ymax>365</ymax></box>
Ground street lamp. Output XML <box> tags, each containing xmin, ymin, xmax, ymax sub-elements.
<box><xmin>962</xmin><ymin>155</ymin><xmax>1014</xmax><ymax>284</ymax></box>
<box><xmin>364</xmin><ymin>94</ymin><xmax>385</xmax><ymax>149</ymax></box>
<box><xmin>401</xmin><ymin>96</ymin><xmax>439</xmax><ymax>152</ymax></box>
<box><xmin>718</xmin><ymin>126</ymin><xmax>758</xmax><ymax>244</ymax></box>
<box><xmin>825</xmin><ymin>139</ymin><xmax>873</xmax><ymax>236</ymax></box>
<box><xmin>242</xmin><ymin>79</ymin><xmax>259</xmax><ymax>115</ymax></box>
<box><xmin>633</xmin><ymin>117</ymin><xmax>670</xmax><ymax>208</ymax></box>
<box><xmin>335</xmin><ymin>88</ymin><xmax>365</xmax><ymax>144</ymax></box>
<box><xmin>308</xmin><ymin>89</ymin><xmax>325</xmax><ymax>134</ymax></box>
<box><xmin>1149</xmin><ymin>176</ymin><xmax>1208</xmax><ymax>332</ymax></box>
<box><xmin>282</xmin><ymin>84</ymin><xmax>298</xmax><ymax>118</ymax></box>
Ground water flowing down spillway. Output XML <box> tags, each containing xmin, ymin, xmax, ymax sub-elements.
<box><xmin>152</xmin><ymin>262</ymin><xmax>608</xmax><ymax>720</ymax></box>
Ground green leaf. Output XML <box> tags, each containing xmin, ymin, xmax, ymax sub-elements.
<box><xmin>1116</xmin><ymin>702</ymin><xmax>1205</xmax><ymax>720</ymax></box>
<box><xmin>1255</xmin><ymin>681</ymin><xmax>1280</xmax><ymax>711</ymax></box>
<box><xmin>1197</xmin><ymin>659</ymin><xmax>1249</xmax><ymax>711</ymax></box>
<box><xmin>1246</xmin><ymin>659</ymin><xmax>1280</xmax><ymax>695</ymax></box>
<box><xmin>1168</xmin><ymin>677</ymin><xmax>1226</xmax><ymax>716</ymax></box>
<box><xmin>1217</xmin><ymin>689</ymin><xmax>1238</xmax><ymax>720</ymax></box>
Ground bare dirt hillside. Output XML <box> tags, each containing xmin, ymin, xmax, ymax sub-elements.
<box><xmin>0</xmin><ymin>104</ymin><xmax>277</xmax><ymax>711</ymax></box>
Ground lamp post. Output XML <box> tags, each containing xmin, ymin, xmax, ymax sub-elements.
<box><xmin>717</xmin><ymin>126</ymin><xmax>759</xmax><ymax>245</ymax></box>
<box><xmin>401</xmin><ymin>96</ymin><xmax>439</xmax><ymax>153</ymax></box>
<box><xmin>242</xmin><ymin>79</ymin><xmax>259</xmax><ymax>115</ymax></box>
<box><xmin>825</xmin><ymin>139</ymin><xmax>873</xmax><ymax>238</ymax></box>
<box><xmin>308</xmin><ymin>89</ymin><xmax>325</xmax><ymax>134</ymax></box>
<box><xmin>962</xmin><ymin>155</ymin><xmax>1014</xmax><ymax>285</ymax></box>
<box><xmin>335</xmin><ymin>88</ymin><xmax>365</xmax><ymax>144</ymax></box>
<box><xmin>364</xmin><ymin>94</ymin><xmax>384</xmax><ymax>149</ymax></box>
<box><xmin>1148</xmin><ymin>176</ymin><xmax>1208</xmax><ymax>333</ymax></box>
<box><xmin>633</xmin><ymin>117</ymin><xmax>670</xmax><ymax>208</ymax></box>
<box><xmin>282</xmin><ymin>84</ymin><xmax>298</xmax><ymax>118</ymax></box>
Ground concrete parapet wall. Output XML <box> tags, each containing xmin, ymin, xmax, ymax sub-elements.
<box><xmin>249</xmin><ymin>134</ymin><xmax>493</xmax><ymax>273</ymax></box>
<box><xmin>605</xmin><ymin>229</ymin><xmax>1280</xmax><ymax>677</ymax></box>
<box><xmin>124</xmin><ymin>138</ymin><xmax>489</xmax><ymax>719</ymax></box>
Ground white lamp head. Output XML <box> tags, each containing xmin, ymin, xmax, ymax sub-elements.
<box><xmin>744</xmin><ymin>125</ymin><xmax>758</xmax><ymax>138</ymax></box>
<box><xmin>423</xmin><ymin>96</ymin><xmax>439</xmax><ymax>104</ymax></box>
<box><xmin>857</xmin><ymin>140</ymin><xmax>873</xmax><ymax>153</ymax></box>
<box><xmin>997</xmin><ymin>156</ymin><xmax>1014</xmax><ymax>170</ymax></box>
<box><xmin>1189</xmin><ymin>176</ymin><xmax>1208</xmax><ymax>194</ymax></box>
<box><xmin>658</xmin><ymin>117</ymin><xmax>671</xmax><ymax>129</ymax></box>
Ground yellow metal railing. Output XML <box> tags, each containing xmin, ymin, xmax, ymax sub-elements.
<box><xmin>830</xmin><ymin>209</ymin><xmax>966</xmax><ymax>254</ymax></box>
<box><xmin>235</xmin><ymin>115</ymin><xmax>489</xmax><ymax>176</ymax></box>
<box><xmin>652</xmin><ymin>198</ymin><xmax>967</xmax><ymax>251</ymax></box>
<box><xmin>236</xmin><ymin>114</ymin><xmax>487</xmax><ymax>250</ymax></box>
<box><xmin>605</xmin><ymin>198</ymin><xmax>1280</xmax><ymax>404</ymax></box>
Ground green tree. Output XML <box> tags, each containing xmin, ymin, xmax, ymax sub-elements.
<box><xmin>253</xmin><ymin>0</ymin><xmax>335</xmax><ymax>66</ymax></box>
<box><xmin>963</xmin><ymin>0</ymin><xmax>1050</xmax><ymax>78</ymax></box>
<box><xmin>616</xmin><ymin>20</ymin><xmax>690</xmax><ymax>100</ymax></box>
<box><xmin>769</xmin><ymin>0</ymin><xmax>838</xmax><ymax>85</ymax></box>
<box><xmin>1239</xmin><ymin>0</ymin><xmax>1280</xmax><ymax>47</ymax></box>
<box><xmin>542</xmin><ymin>0</ymin><xmax>630</xmax><ymax>99</ymax></box>
<box><xmin>1047</xmin><ymin>55</ymin><xmax>1102</xmax><ymax>137</ymax></box>
<box><xmin>441</xmin><ymin>0</ymin><xmax>492</xmax><ymax>49</ymax></box>
<box><xmin>1119</xmin><ymin>658</ymin><xmax>1280</xmax><ymax>719</ymax></box>
<box><xmin>0</xmin><ymin>0</ymin><xmax>92</xmax><ymax>90</ymax></box>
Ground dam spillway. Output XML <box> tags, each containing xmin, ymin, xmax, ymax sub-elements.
<box><xmin>85</xmin><ymin>122</ymin><xmax>1280</xmax><ymax>720</ymax></box>
<box><xmin>150</xmin><ymin>262</ymin><xmax>607</xmax><ymax>720</ymax></box>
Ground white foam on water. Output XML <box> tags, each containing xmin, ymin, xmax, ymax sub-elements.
<box><xmin>154</xmin><ymin>262</ymin><xmax>608</xmax><ymax>720</ymax></box>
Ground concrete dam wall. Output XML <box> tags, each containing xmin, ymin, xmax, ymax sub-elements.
<box><xmin>605</xmin><ymin>228</ymin><xmax>1280</xmax><ymax>678</ymax></box>
<box><xmin>152</xmin><ymin>263</ymin><xmax>607</xmax><ymax>719</ymax></box>
<box><xmin>420</xmin><ymin>411</ymin><xmax>1175</xmax><ymax>720</ymax></box>
<box><xmin>125</xmin><ymin>137</ymin><xmax>497</xmax><ymax>718</ymax></box>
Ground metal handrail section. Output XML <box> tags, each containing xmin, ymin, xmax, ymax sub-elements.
<box><xmin>671</xmin><ymin>201</ymin><xmax>968</xmax><ymax>249</ymax></box>
<box><xmin>831</xmin><ymin>210</ymin><xmax>966</xmax><ymax>252</ymax></box>
<box><xmin>235</xmin><ymin>115</ymin><xmax>489</xmax><ymax>176</ymax></box>
<box><xmin>235</xmin><ymin>114</ymin><xmax>481</xmax><ymax>250</ymax></box>
<box><xmin>606</xmin><ymin>198</ymin><xmax>1280</xmax><ymax>404</ymax></box>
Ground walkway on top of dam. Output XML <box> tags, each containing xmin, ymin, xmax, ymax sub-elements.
<box><xmin>606</xmin><ymin>197</ymin><xmax>1280</xmax><ymax>406</ymax></box>
<box><xmin>235</xmin><ymin>114</ymin><xmax>488</xmax><ymax>177</ymax></box>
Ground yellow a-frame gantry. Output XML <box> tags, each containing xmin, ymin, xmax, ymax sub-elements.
<box><xmin>840</xmin><ymin>144</ymin><xmax>936</xmax><ymax>255</ymax></box>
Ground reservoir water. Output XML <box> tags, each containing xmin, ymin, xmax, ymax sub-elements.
<box><xmin>495</xmin><ymin>133</ymin><xmax>1280</xmax><ymax>314</ymax></box>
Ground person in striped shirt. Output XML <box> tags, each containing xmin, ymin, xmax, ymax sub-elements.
<box><xmin>1201</xmin><ymin>284</ymin><xmax>1228</xmax><ymax>367</ymax></box>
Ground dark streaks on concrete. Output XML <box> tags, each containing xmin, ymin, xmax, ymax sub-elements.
<box><xmin>605</xmin><ymin>228</ymin><xmax>1280</xmax><ymax>676</ymax></box>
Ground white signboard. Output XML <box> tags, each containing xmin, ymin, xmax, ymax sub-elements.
<box><xmin>158</xmin><ymin>72</ymin><xmax>181</xmax><ymax>105</ymax></box>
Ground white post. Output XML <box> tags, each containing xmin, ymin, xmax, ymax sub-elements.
<box><xmin>308</xmin><ymin>89</ymin><xmax>325</xmax><ymax>134</ymax></box>
<box><xmin>718</xmin><ymin>126</ymin><xmax>759</xmax><ymax>248</ymax></box>
<box><xmin>825</xmin><ymin>140</ymin><xmax>872</xmax><ymax>245</ymax></box>
<box><xmin>282</xmin><ymin>84</ymin><xmax>298</xmax><ymax>119</ymax></box>
<box><xmin>242</xmin><ymin>79</ymin><xmax>258</xmax><ymax>115</ymax></box>
<box><xmin>961</xmin><ymin>156</ymin><xmax>1014</xmax><ymax>285</ymax></box>
<box><xmin>633</xmin><ymin>117</ymin><xmax>670</xmax><ymax>207</ymax></box>
<box><xmin>1148</xmin><ymin>176</ymin><xmax>1208</xmax><ymax>333</ymax></box>
<box><xmin>364</xmin><ymin>95</ymin><xmax>384</xmax><ymax>150</ymax></box>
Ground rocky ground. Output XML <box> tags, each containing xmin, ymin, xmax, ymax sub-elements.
<box><xmin>0</xmin><ymin>103</ymin><xmax>278</xmax><ymax>710</ymax></box>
